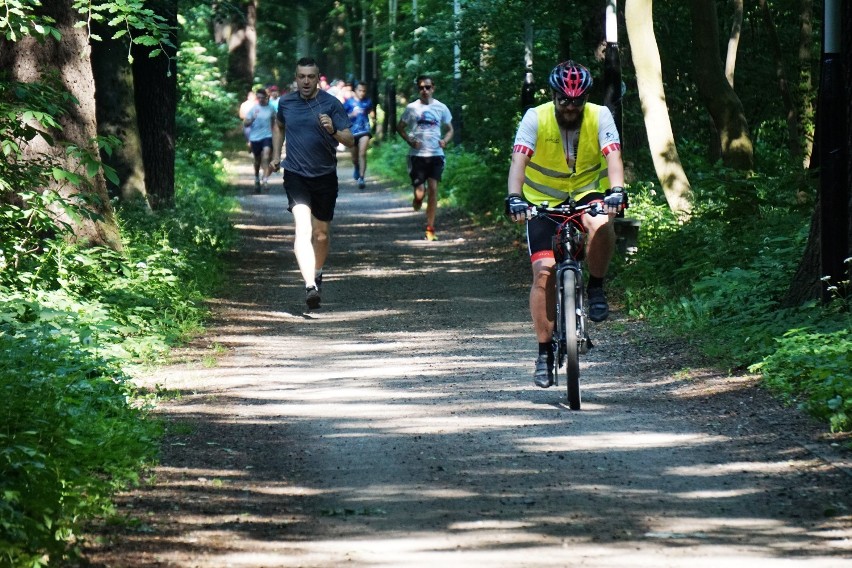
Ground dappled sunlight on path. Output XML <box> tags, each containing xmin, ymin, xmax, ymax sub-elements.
<box><xmin>82</xmin><ymin>153</ymin><xmax>851</xmax><ymax>567</ymax></box>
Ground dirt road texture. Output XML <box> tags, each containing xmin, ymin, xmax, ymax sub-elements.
<box><xmin>81</xmin><ymin>153</ymin><xmax>851</xmax><ymax>567</ymax></box>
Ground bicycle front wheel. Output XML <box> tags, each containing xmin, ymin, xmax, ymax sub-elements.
<box><xmin>561</xmin><ymin>269</ymin><xmax>581</xmax><ymax>409</ymax></box>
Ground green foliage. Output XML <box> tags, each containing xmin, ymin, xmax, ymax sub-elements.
<box><xmin>0</xmin><ymin>330</ymin><xmax>161</xmax><ymax>566</ymax></box>
<box><xmin>0</xmin><ymin>0</ymin><xmax>60</xmax><ymax>41</ymax></box>
<box><xmin>175</xmin><ymin>39</ymin><xmax>238</xmax><ymax>164</ymax></box>
<box><xmin>0</xmin><ymin>7</ymin><xmax>238</xmax><ymax>563</ymax></box>
<box><xmin>616</xmin><ymin>165</ymin><xmax>851</xmax><ymax>432</ymax></box>
<box><xmin>752</xmin><ymin>328</ymin><xmax>852</xmax><ymax>433</ymax></box>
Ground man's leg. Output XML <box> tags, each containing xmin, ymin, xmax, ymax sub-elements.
<box><xmin>260</xmin><ymin>146</ymin><xmax>272</xmax><ymax>186</ymax></box>
<box><xmin>291</xmin><ymin>204</ymin><xmax>318</xmax><ymax>288</ymax></box>
<box><xmin>251</xmin><ymin>144</ymin><xmax>262</xmax><ymax>192</ymax></box>
<box><xmin>530</xmin><ymin>258</ymin><xmax>556</xmax><ymax>344</ymax></box>
<box><xmin>424</xmin><ymin>178</ymin><xmax>439</xmax><ymax>239</ymax></box>
<box><xmin>311</xmin><ymin>216</ymin><xmax>331</xmax><ymax>274</ymax></box>
<box><xmin>583</xmin><ymin>212</ymin><xmax>616</xmax><ymax>321</ymax></box>
<box><xmin>350</xmin><ymin>144</ymin><xmax>360</xmax><ymax>179</ymax></box>
<box><xmin>530</xmin><ymin>258</ymin><xmax>556</xmax><ymax>387</ymax></box>
<box><xmin>358</xmin><ymin>136</ymin><xmax>369</xmax><ymax>178</ymax></box>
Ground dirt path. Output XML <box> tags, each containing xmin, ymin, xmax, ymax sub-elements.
<box><xmin>82</xmin><ymin>153</ymin><xmax>851</xmax><ymax>567</ymax></box>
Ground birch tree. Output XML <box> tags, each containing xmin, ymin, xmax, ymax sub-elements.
<box><xmin>625</xmin><ymin>0</ymin><xmax>693</xmax><ymax>219</ymax></box>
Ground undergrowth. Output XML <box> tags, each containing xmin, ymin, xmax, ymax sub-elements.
<box><xmin>0</xmin><ymin>33</ymin><xmax>237</xmax><ymax>566</ymax></box>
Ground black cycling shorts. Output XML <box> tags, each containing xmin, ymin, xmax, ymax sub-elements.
<box><xmin>283</xmin><ymin>170</ymin><xmax>339</xmax><ymax>223</ymax></box>
<box><xmin>526</xmin><ymin>192</ymin><xmax>604</xmax><ymax>260</ymax></box>
<box><xmin>407</xmin><ymin>155</ymin><xmax>445</xmax><ymax>187</ymax></box>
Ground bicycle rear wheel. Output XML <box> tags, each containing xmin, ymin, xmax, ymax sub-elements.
<box><xmin>561</xmin><ymin>269</ymin><xmax>581</xmax><ymax>409</ymax></box>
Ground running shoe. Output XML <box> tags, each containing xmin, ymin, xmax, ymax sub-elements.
<box><xmin>254</xmin><ymin>178</ymin><xmax>261</xmax><ymax>193</ymax></box>
<box><xmin>425</xmin><ymin>226</ymin><xmax>438</xmax><ymax>241</ymax></box>
<box><xmin>305</xmin><ymin>285</ymin><xmax>321</xmax><ymax>310</ymax></box>
<box><xmin>353</xmin><ymin>167</ymin><xmax>360</xmax><ymax>180</ymax></box>
<box><xmin>534</xmin><ymin>352</ymin><xmax>554</xmax><ymax>388</ymax></box>
<box><xmin>314</xmin><ymin>273</ymin><xmax>323</xmax><ymax>292</ymax></box>
<box><xmin>358</xmin><ymin>177</ymin><xmax>366</xmax><ymax>190</ymax></box>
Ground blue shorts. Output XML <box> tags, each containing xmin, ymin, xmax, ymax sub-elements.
<box><xmin>250</xmin><ymin>137</ymin><xmax>273</xmax><ymax>158</ymax></box>
<box><xmin>407</xmin><ymin>155</ymin><xmax>445</xmax><ymax>187</ymax></box>
<box><xmin>283</xmin><ymin>170</ymin><xmax>339</xmax><ymax>223</ymax></box>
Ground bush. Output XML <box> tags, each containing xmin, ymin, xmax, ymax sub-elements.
<box><xmin>0</xmin><ymin>329</ymin><xmax>161</xmax><ymax>566</ymax></box>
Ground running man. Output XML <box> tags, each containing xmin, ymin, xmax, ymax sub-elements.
<box><xmin>344</xmin><ymin>82</ymin><xmax>375</xmax><ymax>190</ymax></box>
<box><xmin>243</xmin><ymin>88</ymin><xmax>275</xmax><ymax>192</ymax></box>
<box><xmin>271</xmin><ymin>57</ymin><xmax>354</xmax><ymax>310</ymax></box>
<box><xmin>396</xmin><ymin>75</ymin><xmax>454</xmax><ymax>241</ymax></box>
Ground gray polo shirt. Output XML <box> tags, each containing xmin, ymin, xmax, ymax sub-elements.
<box><xmin>277</xmin><ymin>90</ymin><xmax>350</xmax><ymax>178</ymax></box>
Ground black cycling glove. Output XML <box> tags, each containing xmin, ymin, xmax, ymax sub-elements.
<box><xmin>505</xmin><ymin>195</ymin><xmax>529</xmax><ymax>218</ymax></box>
<box><xmin>604</xmin><ymin>186</ymin><xmax>628</xmax><ymax>214</ymax></box>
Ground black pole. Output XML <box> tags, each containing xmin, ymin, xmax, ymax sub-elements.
<box><xmin>602</xmin><ymin>42</ymin><xmax>623</xmax><ymax>141</ymax></box>
<box><xmin>384</xmin><ymin>81</ymin><xmax>397</xmax><ymax>139</ymax></box>
<box><xmin>818</xmin><ymin>0</ymin><xmax>848</xmax><ymax>302</ymax></box>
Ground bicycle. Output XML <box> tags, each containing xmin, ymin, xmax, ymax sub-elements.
<box><xmin>529</xmin><ymin>200</ymin><xmax>607</xmax><ymax>410</ymax></box>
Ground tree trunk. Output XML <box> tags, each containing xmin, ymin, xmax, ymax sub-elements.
<box><xmin>846</xmin><ymin>0</ymin><xmax>852</xmax><ymax>272</ymax></box>
<box><xmin>689</xmin><ymin>0</ymin><xmax>754</xmax><ymax>170</ymax></box>
<box><xmin>783</xmin><ymin>0</ymin><xmax>851</xmax><ymax>306</ymax></box>
<box><xmin>625</xmin><ymin>0</ymin><xmax>693</xmax><ymax>220</ymax></box>
<box><xmin>724</xmin><ymin>0</ymin><xmax>742</xmax><ymax>87</ymax></box>
<box><xmin>132</xmin><ymin>0</ymin><xmax>178</xmax><ymax>210</ymax></box>
<box><xmin>226</xmin><ymin>0</ymin><xmax>257</xmax><ymax>93</ymax></box>
<box><xmin>0</xmin><ymin>0</ymin><xmax>121</xmax><ymax>249</ymax></box>
<box><xmin>758</xmin><ymin>0</ymin><xmax>803</xmax><ymax>162</ymax></box>
<box><xmin>90</xmin><ymin>28</ymin><xmax>148</xmax><ymax>204</ymax></box>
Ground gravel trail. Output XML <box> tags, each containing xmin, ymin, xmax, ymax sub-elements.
<box><xmin>81</xmin><ymin>152</ymin><xmax>851</xmax><ymax>568</ymax></box>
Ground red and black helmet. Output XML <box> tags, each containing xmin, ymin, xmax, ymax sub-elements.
<box><xmin>548</xmin><ymin>60</ymin><xmax>593</xmax><ymax>98</ymax></box>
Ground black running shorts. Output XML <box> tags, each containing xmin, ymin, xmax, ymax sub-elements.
<box><xmin>407</xmin><ymin>155</ymin><xmax>445</xmax><ymax>187</ymax></box>
<box><xmin>283</xmin><ymin>170</ymin><xmax>339</xmax><ymax>222</ymax></box>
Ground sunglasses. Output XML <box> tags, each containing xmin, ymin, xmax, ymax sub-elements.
<box><xmin>418</xmin><ymin>84</ymin><xmax>433</xmax><ymax>91</ymax></box>
<box><xmin>555</xmin><ymin>94</ymin><xmax>587</xmax><ymax>107</ymax></box>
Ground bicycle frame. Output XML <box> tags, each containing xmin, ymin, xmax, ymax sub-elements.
<box><xmin>530</xmin><ymin>201</ymin><xmax>602</xmax><ymax>409</ymax></box>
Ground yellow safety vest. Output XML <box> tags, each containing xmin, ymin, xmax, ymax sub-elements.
<box><xmin>522</xmin><ymin>102</ymin><xmax>610</xmax><ymax>206</ymax></box>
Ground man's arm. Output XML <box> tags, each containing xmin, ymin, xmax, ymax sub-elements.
<box><xmin>604</xmin><ymin>149</ymin><xmax>624</xmax><ymax>188</ymax></box>
<box><xmin>271</xmin><ymin>118</ymin><xmax>285</xmax><ymax>169</ymax></box>
<box><xmin>396</xmin><ymin>115</ymin><xmax>418</xmax><ymax>149</ymax></box>
<box><xmin>508</xmin><ymin>152</ymin><xmax>530</xmax><ymax>198</ymax></box>
<box><xmin>505</xmin><ymin>152</ymin><xmax>532</xmax><ymax>223</ymax></box>
<box><xmin>332</xmin><ymin>127</ymin><xmax>355</xmax><ymax>148</ymax></box>
<box><xmin>439</xmin><ymin>121</ymin><xmax>454</xmax><ymax>149</ymax></box>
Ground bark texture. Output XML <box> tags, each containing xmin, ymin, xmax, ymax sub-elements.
<box><xmin>225</xmin><ymin>0</ymin><xmax>257</xmax><ymax>94</ymax></box>
<box><xmin>625</xmin><ymin>0</ymin><xmax>693</xmax><ymax>219</ymax></box>
<box><xmin>132</xmin><ymin>0</ymin><xmax>178</xmax><ymax>210</ymax></box>
<box><xmin>91</xmin><ymin>30</ymin><xmax>148</xmax><ymax>204</ymax></box>
<box><xmin>689</xmin><ymin>0</ymin><xmax>754</xmax><ymax>170</ymax></box>
<box><xmin>0</xmin><ymin>0</ymin><xmax>121</xmax><ymax>249</ymax></box>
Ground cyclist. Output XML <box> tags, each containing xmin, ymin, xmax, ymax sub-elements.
<box><xmin>505</xmin><ymin>60</ymin><xmax>627</xmax><ymax>388</ymax></box>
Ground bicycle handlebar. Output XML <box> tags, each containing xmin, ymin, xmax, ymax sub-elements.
<box><xmin>529</xmin><ymin>200</ymin><xmax>606</xmax><ymax>218</ymax></box>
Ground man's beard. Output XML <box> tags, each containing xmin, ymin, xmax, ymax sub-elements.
<box><xmin>555</xmin><ymin>111</ymin><xmax>583</xmax><ymax>130</ymax></box>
